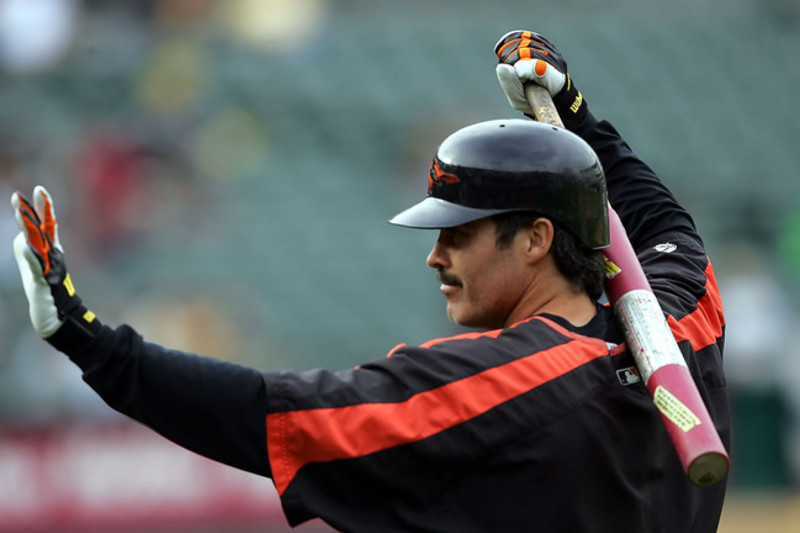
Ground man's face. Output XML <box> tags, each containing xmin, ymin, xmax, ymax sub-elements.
<box><xmin>426</xmin><ymin>217</ymin><xmax>532</xmax><ymax>330</ymax></box>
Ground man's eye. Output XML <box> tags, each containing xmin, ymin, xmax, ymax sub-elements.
<box><xmin>448</xmin><ymin>229</ymin><xmax>468</xmax><ymax>245</ymax></box>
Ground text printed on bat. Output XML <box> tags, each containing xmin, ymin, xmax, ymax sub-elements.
<box><xmin>653</xmin><ymin>385</ymin><xmax>701</xmax><ymax>432</ymax></box>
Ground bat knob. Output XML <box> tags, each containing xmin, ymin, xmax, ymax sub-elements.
<box><xmin>688</xmin><ymin>452</ymin><xmax>730</xmax><ymax>486</ymax></box>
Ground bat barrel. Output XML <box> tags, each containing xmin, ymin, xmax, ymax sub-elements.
<box><xmin>647</xmin><ymin>364</ymin><xmax>730</xmax><ymax>486</ymax></box>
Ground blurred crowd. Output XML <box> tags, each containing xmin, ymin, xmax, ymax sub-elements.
<box><xmin>0</xmin><ymin>0</ymin><xmax>359</xmax><ymax>425</ymax></box>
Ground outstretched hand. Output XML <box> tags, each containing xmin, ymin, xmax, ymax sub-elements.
<box><xmin>11</xmin><ymin>186</ymin><xmax>98</xmax><ymax>339</ymax></box>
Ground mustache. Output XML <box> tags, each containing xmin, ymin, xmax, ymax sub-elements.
<box><xmin>437</xmin><ymin>269</ymin><xmax>462</xmax><ymax>287</ymax></box>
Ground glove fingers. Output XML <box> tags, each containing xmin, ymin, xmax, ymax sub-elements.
<box><xmin>494</xmin><ymin>30</ymin><xmax>525</xmax><ymax>58</ymax></box>
<box><xmin>13</xmin><ymin>232</ymin><xmax>64</xmax><ymax>338</ymax></box>
<box><xmin>493</xmin><ymin>29</ymin><xmax>524</xmax><ymax>53</ymax></box>
<box><xmin>499</xmin><ymin>42</ymin><xmax>551</xmax><ymax>65</ymax></box>
<box><xmin>33</xmin><ymin>186</ymin><xmax>61</xmax><ymax>250</ymax></box>
<box><xmin>495</xmin><ymin>31</ymin><xmax>554</xmax><ymax>64</ymax></box>
<box><xmin>493</xmin><ymin>29</ymin><xmax>546</xmax><ymax>55</ymax></box>
<box><xmin>11</xmin><ymin>192</ymin><xmax>51</xmax><ymax>276</ymax></box>
<box><xmin>514</xmin><ymin>59</ymin><xmax>566</xmax><ymax>95</ymax></box>
<box><xmin>13</xmin><ymin>232</ymin><xmax>45</xmax><ymax>278</ymax></box>
<box><xmin>495</xmin><ymin>64</ymin><xmax>533</xmax><ymax>114</ymax></box>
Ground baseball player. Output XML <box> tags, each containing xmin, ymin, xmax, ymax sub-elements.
<box><xmin>10</xmin><ymin>30</ymin><xmax>729</xmax><ymax>532</ymax></box>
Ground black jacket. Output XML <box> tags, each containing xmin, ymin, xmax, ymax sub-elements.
<box><xmin>49</xmin><ymin>109</ymin><xmax>730</xmax><ymax>532</ymax></box>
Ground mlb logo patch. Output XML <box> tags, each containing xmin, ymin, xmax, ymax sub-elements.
<box><xmin>617</xmin><ymin>366</ymin><xmax>641</xmax><ymax>386</ymax></box>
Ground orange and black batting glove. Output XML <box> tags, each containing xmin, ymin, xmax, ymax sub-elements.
<box><xmin>494</xmin><ymin>30</ymin><xmax>587</xmax><ymax>125</ymax></box>
<box><xmin>11</xmin><ymin>186</ymin><xmax>100</xmax><ymax>343</ymax></box>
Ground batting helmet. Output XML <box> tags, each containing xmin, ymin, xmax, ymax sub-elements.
<box><xmin>389</xmin><ymin>119</ymin><xmax>609</xmax><ymax>249</ymax></box>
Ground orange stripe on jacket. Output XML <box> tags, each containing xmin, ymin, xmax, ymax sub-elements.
<box><xmin>419</xmin><ymin>328</ymin><xmax>503</xmax><ymax>349</ymax></box>
<box><xmin>267</xmin><ymin>332</ymin><xmax>609</xmax><ymax>495</ymax></box>
<box><xmin>667</xmin><ymin>260</ymin><xmax>725</xmax><ymax>352</ymax></box>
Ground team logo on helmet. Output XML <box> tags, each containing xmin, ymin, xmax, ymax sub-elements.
<box><xmin>428</xmin><ymin>159</ymin><xmax>460</xmax><ymax>195</ymax></box>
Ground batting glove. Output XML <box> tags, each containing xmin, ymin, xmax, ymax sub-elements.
<box><xmin>11</xmin><ymin>186</ymin><xmax>100</xmax><ymax>340</ymax></box>
<box><xmin>494</xmin><ymin>30</ymin><xmax>587</xmax><ymax>122</ymax></box>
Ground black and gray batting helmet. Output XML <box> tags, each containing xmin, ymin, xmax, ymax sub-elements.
<box><xmin>389</xmin><ymin>119</ymin><xmax>609</xmax><ymax>249</ymax></box>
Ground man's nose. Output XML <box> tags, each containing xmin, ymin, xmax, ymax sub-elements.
<box><xmin>426</xmin><ymin>235</ymin><xmax>450</xmax><ymax>270</ymax></box>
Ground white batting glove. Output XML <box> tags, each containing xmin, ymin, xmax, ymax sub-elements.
<box><xmin>11</xmin><ymin>186</ymin><xmax>98</xmax><ymax>339</ymax></box>
<box><xmin>493</xmin><ymin>30</ymin><xmax>586</xmax><ymax>122</ymax></box>
<box><xmin>495</xmin><ymin>60</ymin><xmax>567</xmax><ymax>115</ymax></box>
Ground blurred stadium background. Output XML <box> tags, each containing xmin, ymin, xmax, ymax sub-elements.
<box><xmin>0</xmin><ymin>0</ymin><xmax>799</xmax><ymax>531</ymax></box>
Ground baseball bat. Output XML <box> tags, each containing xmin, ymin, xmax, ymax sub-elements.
<box><xmin>525</xmin><ymin>84</ymin><xmax>730</xmax><ymax>486</ymax></box>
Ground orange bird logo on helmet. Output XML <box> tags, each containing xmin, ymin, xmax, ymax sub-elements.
<box><xmin>428</xmin><ymin>159</ymin><xmax>460</xmax><ymax>194</ymax></box>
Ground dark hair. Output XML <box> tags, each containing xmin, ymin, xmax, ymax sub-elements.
<box><xmin>492</xmin><ymin>212</ymin><xmax>606</xmax><ymax>301</ymax></box>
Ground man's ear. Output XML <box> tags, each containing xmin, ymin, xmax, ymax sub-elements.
<box><xmin>524</xmin><ymin>217</ymin><xmax>555</xmax><ymax>263</ymax></box>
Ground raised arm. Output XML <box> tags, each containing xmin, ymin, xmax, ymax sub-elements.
<box><xmin>10</xmin><ymin>186</ymin><xmax>271</xmax><ymax>477</ymax></box>
<box><xmin>493</xmin><ymin>30</ymin><xmax>700</xmax><ymax>249</ymax></box>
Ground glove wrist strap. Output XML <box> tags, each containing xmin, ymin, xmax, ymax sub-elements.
<box><xmin>552</xmin><ymin>75</ymin><xmax>588</xmax><ymax>127</ymax></box>
<box><xmin>46</xmin><ymin>305</ymin><xmax>102</xmax><ymax>353</ymax></box>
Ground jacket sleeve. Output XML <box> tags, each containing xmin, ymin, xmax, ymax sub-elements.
<box><xmin>567</xmin><ymin>110</ymin><xmax>700</xmax><ymax>249</ymax></box>
<box><xmin>565</xmin><ymin>110</ymin><xmax>722</xmax><ymax>328</ymax></box>
<box><xmin>47</xmin><ymin>319</ymin><xmax>272</xmax><ymax>477</ymax></box>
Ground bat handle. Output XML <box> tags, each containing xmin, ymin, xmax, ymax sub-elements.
<box><xmin>525</xmin><ymin>84</ymin><xmax>564</xmax><ymax>128</ymax></box>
